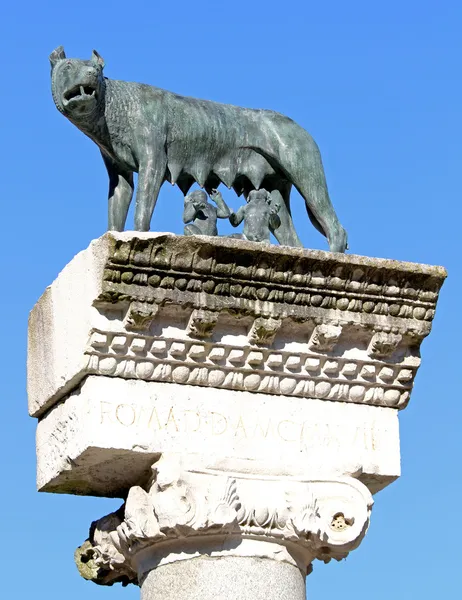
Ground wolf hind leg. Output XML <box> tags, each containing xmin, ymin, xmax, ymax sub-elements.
<box><xmin>244</xmin><ymin>139</ymin><xmax>346</xmax><ymax>252</ymax></box>
<box><xmin>305</xmin><ymin>203</ymin><xmax>348</xmax><ymax>252</ymax></box>
<box><xmin>292</xmin><ymin>168</ymin><xmax>347</xmax><ymax>253</ymax></box>
<box><xmin>278</xmin><ymin>142</ymin><xmax>347</xmax><ymax>252</ymax></box>
<box><xmin>303</xmin><ymin>191</ymin><xmax>348</xmax><ymax>252</ymax></box>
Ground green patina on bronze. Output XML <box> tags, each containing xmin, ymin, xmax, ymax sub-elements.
<box><xmin>50</xmin><ymin>47</ymin><xmax>347</xmax><ymax>252</ymax></box>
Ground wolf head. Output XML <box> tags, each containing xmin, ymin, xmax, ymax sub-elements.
<box><xmin>50</xmin><ymin>46</ymin><xmax>105</xmax><ymax>119</ymax></box>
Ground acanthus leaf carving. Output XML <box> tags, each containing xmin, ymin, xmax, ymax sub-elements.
<box><xmin>150</xmin><ymin>454</ymin><xmax>199</xmax><ymax>534</ymax></box>
<box><xmin>117</xmin><ymin>486</ymin><xmax>164</xmax><ymax>552</ymax></box>
<box><xmin>309</xmin><ymin>324</ymin><xmax>342</xmax><ymax>352</ymax></box>
<box><xmin>368</xmin><ymin>331</ymin><xmax>402</xmax><ymax>359</ymax></box>
<box><xmin>210</xmin><ymin>477</ymin><xmax>241</xmax><ymax>528</ymax></box>
<box><xmin>248</xmin><ymin>317</ymin><xmax>282</xmax><ymax>346</ymax></box>
<box><xmin>75</xmin><ymin>509</ymin><xmax>137</xmax><ymax>586</ymax></box>
<box><xmin>124</xmin><ymin>301</ymin><xmax>159</xmax><ymax>331</ymax></box>
<box><xmin>186</xmin><ymin>309</ymin><xmax>219</xmax><ymax>339</ymax></box>
<box><xmin>289</xmin><ymin>489</ymin><xmax>320</xmax><ymax>540</ymax></box>
<box><xmin>76</xmin><ymin>456</ymin><xmax>373</xmax><ymax>585</ymax></box>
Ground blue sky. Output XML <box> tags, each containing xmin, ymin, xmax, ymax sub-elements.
<box><xmin>1</xmin><ymin>1</ymin><xmax>460</xmax><ymax>598</ymax></box>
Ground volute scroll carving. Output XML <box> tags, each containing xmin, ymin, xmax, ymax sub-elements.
<box><xmin>75</xmin><ymin>454</ymin><xmax>373</xmax><ymax>586</ymax></box>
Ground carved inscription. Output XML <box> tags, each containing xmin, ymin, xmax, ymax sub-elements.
<box><xmin>98</xmin><ymin>398</ymin><xmax>381</xmax><ymax>453</ymax></box>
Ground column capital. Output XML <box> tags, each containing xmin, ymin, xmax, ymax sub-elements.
<box><xmin>75</xmin><ymin>454</ymin><xmax>373</xmax><ymax>586</ymax></box>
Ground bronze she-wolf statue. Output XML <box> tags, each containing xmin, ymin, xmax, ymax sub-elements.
<box><xmin>50</xmin><ymin>46</ymin><xmax>348</xmax><ymax>252</ymax></box>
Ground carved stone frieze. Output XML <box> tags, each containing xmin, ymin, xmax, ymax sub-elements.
<box><xmin>87</xmin><ymin>235</ymin><xmax>444</xmax><ymax>412</ymax></box>
<box><xmin>85</xmin><ymin>328</ymin><xmax>416</xmax><ymax>408</ymax></box>
<box><xmin>97</xmin><ymin>234</ymin><xmax>444</xmax><ymax>325</ymax></box>
<box><xmin>75</xmin><ymin>454</ymin><xmax>373</xmax><ymax>586</ymax></box>
<box><xmin>28</xmin><ymin>232</ymin><xmax>446</xmax><ymax>418</ymax></box>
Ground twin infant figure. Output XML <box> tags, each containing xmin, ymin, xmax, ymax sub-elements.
<box><xmin>183</xmin><ymin>189</ymin><xmax>281</xmax><ymax>243</ymax></box>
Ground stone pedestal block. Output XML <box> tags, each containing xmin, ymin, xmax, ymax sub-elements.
<box><xmin>37</xmin><ymin>375</ymin><xmax>400</xmax><ymax>496</ymax></box>
<box><xmin>28</xmin><ymin>232</ymin><xmax>446</xmax><ymax>595</ymax></box>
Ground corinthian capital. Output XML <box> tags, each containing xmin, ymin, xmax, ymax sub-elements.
<box><xmin>75</xmin><ymin>454</ymin><xmax>373</xmax><ymax>586</ymax></box>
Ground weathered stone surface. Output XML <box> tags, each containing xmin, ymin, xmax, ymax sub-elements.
<box><xmin>28</xmin><ymin>238</ymin><xmax>108</xmax><ymax>417</ymax></box>
<box><xmin>74</xmin><ymin>454</ymin><xmax>373</xmax><ymax>586</ymax></box>
<box><xmin>36</xmin><ymin>376</ymin><xmax>400</xmax><ymax>496</ymax></box>
<box><xmin>28</xmin><ymin>232</ymin><xmax>446</xmax><ymax>418</ymax></box>
<box><xmin>27</xmin><ymin>232</ymin><xmax>446</xmax><ymax>594</ymax></box>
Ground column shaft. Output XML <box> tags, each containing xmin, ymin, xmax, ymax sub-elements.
<box><xmin>141</xmin><ymin>556</ymin><xmax>306</xmax><ymax>600</ymax></box>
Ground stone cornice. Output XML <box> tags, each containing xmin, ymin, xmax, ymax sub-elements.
<box><xmin>98</xmin><ymin>233</ymin><xmax>445</xmax><ymax>324</ymax></box>
<box><xmin>28</xmin><ymin>232</ymin><xmax>446</xmax><ymax>417</ymax></box>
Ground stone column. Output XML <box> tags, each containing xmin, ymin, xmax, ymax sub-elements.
<box><xmin>28</xmin><ymin>232</ymin><xmax>446</xmax><ymax>598</ymax></box>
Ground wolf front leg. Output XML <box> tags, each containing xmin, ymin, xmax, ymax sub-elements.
<box><xmin>101</xmin><ymin>152</ymin><xmax>134</xmax><ymax>231</ymax></box>
<box><xmin>134</xmin><ymin>153</ymin><xmax>167</xmax><ymax>232</ymax></box>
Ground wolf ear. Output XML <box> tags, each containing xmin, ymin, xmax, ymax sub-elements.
<box><xmin>91</xmin><ymin>50</ymin><xmax>105</xmax><ymax>69</ymax></box>
<box><xmin>49</xmin><ymin>46</ymin><xmax>66</xmax><ymax>67</ymax></box>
